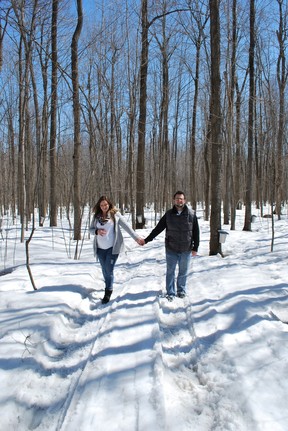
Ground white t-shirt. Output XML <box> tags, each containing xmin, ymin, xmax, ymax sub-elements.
<box><xmin>96</xmin><ymin>219</ymin><xmax>115</xmax><ymax>249</ymax></box>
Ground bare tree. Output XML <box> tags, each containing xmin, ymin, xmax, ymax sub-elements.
<box><xmin>49</xmin><ymin>0</ymin><xmax>59</xmax><ymax>227</ymax></box>
<box><xmin>71</xmin><ymin>0</ymin><xmax>83</xmax><ymax>243</ymax></box>
<box><xmin>1</xmin><ymin>0</ymin><xmax>288</xmax><ymax>238</ymax></box>
<box><xmin>275</xmin><ymin>0</ymin><xmax>288</xmax><ymax>219</ymax></box>
<box><xmin>179</xmin><ymin>3</ymin><xmax>209</xmax><ymax>209</ymax></box>
<box><xmin>34</xmin><ymin>20</ymin><xmax>51</xmax><ymax>228</ymax></box>
<box><xmin>223</xmin><ymin>0</ymin><xmax>237</xmax><ymax>227</ymax></box>
<box><xmin>124</xmin><ymin>1</ymin><xmax>140</xmax><ymax>228</ymax></box>
<box><xmin>243</xmin><ymin>0</ymin><xmax>255</xmax><ymax>231</ymax></box>
<box><xmin>154</xmin><ymin>7</ymin><xmax>175</xmax><ymax>210</ymax></box>
<box><xmin>7</xmin><ymin>107</ymin><xmax>17</xmax><ymax>218</ymax></box>
<box><xmin>12</xmin><ymin>0</ymin><xmax>39</xmax><ymax>241</ymax></box>
<box><xmin>209</xmin><ymin>0</ymin><xmax>223</xmax><ymax>256</ymax></box>
<box><xmin>136</xmin><ymin>0</ymin><xmax>148</xmax><ymax>229</ymax></box>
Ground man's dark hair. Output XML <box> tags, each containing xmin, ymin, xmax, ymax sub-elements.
<box><xmin>173</xmin><ymin>191</ymin><xmax>185</xmax><ymax>198</ymax></box>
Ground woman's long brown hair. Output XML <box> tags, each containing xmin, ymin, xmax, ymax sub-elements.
<box><xmin>92</xmin><ymin>196</ymin><xmax>117</xmax><ymax>220</ymax></box>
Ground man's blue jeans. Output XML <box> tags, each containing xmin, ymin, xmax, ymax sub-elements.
<box><xmin>97</xmin><ymin>247</ymin><xmax>119</xmax><ymax>291</ymax></box>
<box><xmin>165</xmin><ymin>249</ymin><xmax>191</xmax><ymax>296</ymax></box>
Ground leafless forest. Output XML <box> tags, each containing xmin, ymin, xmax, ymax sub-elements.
<box><xmin>0</xmin><ymin>0</ymin><xmax>287</xmax><ymax>255</ymax></box>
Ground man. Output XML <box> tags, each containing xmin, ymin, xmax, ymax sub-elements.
<box><xmin>143</xmin><ymin>191</ymin><xmax>199</xmax><ymax>301</ymax></box>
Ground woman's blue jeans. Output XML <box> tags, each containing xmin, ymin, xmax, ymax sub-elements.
<box><xmin>97</xmin><ymin>247</ymin><xmax>119</xmax><ymax>291</ymax></box>
<box><xmin>165</xmin><ymin>249</ymin><xmax>191</xmax><ymax>296</ymax></box>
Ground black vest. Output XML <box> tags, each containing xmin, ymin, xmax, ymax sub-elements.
<box><xmin>165</xmin><ymin>206</ymin><xmax>194</xmax><ymax>252</ymax></box>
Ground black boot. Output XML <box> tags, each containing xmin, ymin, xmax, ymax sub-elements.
<box><xmin>102</xmin><ymin>289</ymin><xmax>112</xmax><ymax>304</ymax></box>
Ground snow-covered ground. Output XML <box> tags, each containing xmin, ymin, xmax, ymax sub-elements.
<box><xmin>0</xmin><ymin>207</ymin><xmax>288</xmax><ymax>431</ymax></box>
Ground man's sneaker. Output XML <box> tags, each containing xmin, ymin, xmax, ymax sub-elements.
<box><xmin>166</xmin><ymin>295</ymin><xmax>174</xmax><ymax>302</ymax></box>
<box><xmin>177</xmin><ymin>292</ymin><xmax>186</xmax><ymax>298</ymax></box>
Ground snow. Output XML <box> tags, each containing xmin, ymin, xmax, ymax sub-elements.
<box><xmin>1</xmin><ymin>207</ymin><xmax>288</xmax><ymax>431</ymax></box>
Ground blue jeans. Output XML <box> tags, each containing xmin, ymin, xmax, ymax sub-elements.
<box><xmin>166</xmin><ymin>249</ymin><xmax>191</xmax><ymax>296</ymax></box>
<box><xmin>97</xmin><ymin>247</ymin><xmax>119</xmax><ymax>291</ymax></box>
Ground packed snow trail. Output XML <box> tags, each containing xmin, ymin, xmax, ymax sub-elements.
<box><xmin>44</xmin><ymin>248</ymin><xmax>158</xmax><ymax>430</ymax></box>
<box><xmin>55</xmin><ymin>245</ymin><xmax>209</xmax><ymax>431</ymax></box>
<box><xmin>54</xmin><ymin>242</ymin><xmax>253</xmax><ymax>431</ymax></box>
<box><xmin>1</xmin><ymin>219</ymin><xmax>288</xmax><ymax>431</ymax></box>
<box><xmin>58</xmin><ymin>258</ymin><xmax>166</xmax><ymax>431</ymax></box>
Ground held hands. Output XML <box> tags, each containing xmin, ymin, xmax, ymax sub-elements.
<box><xmin>136</xmin><ymin>237</ymin><xmax>145</xmax><ymax>246</ymax></box>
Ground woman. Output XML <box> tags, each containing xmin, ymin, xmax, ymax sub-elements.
<box><xmin>90</xmin><ymin>196</ymin><xmax>144</xmax><ymax>304</ymax></box>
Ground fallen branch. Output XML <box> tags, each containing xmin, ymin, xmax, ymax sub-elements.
<box><xmin>26</xmin><ymin>227</ymin><xmax>37</xmax><ymax>290</ymax></box>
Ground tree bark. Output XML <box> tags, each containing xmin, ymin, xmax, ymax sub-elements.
<box><xmin>71</xmin><ymin>0</ymin><xmax>83</xmax><ymax>242</ymax></box>
<box><xmin>49</xmin><ymin>0</ymin><xmax>59</xmax><ymax>227</ymax></box>
<box><xmin>243</xmin><ymin>0</ymin><xmax>255</xmax><ymax>231</ymax></box>
<box><xmin>136</xmin><ymin>0</ymin><xmax>148</xmax><ymax>229</ymax></box>
<box><xmin>275</xmin><ymin>0</ymin><xmax>287</xmax><ymax>220</ymax></box>
<box><xmin>209</xmin><ymin>0</ymin><xmax>223</xmax><ymax>256</ymax></box>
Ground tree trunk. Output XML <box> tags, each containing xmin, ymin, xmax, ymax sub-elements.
<box><xmin>226</xmin><ymin>0</ymin><xmax>237</xmax><ymax>229</ymax></box>
<box><xmin>50</xmin><ymin>0</ymin><xmax>59</xmax><ymax>227</ymax></box>
<box><xmin>136</xmin><ymin>0</ymin><xmax>148</xmax><ymax>229</ymax></box>
<box><xmin>209</xmin><ymin>0</ymin><xmax>223</xmax><ymax>256</ymax></box>
<box><xmin>71</xmin><ymin>0</ymin><xmax>83</xmax><ymax>242</ymax></box>
<box><xmin>243</xmin><ymin>0</ymin><xmax>255</xmax><ymax>231</ymax></box>
<box><xmin>12</xmin><ymin>1</ymin><xmax>38</xmax><ymax>241</ymax></box>
<box><xmin>18</xmin><ymin>37</ymin><xmax>26</xmax><ymax>243</ymax></box>
<box><xmin>190</xmin><ymin>34</ymin><xmax>201</xmax><ymax>210</ymax></box>
<box><xmin>37</xmin><ymin>35</ymin><xmax>50</xmax><ymax>227</ymax></box>
<box><xmin>275</xmin><ymin>0</ymin><xmax>287</xmax><ymax>220</ymax></box>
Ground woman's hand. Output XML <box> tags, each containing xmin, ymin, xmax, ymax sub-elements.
<box><xmin>98</xmin><ymin>228</ymin><xmax>107</xmax><ymax>236</ymax></box>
